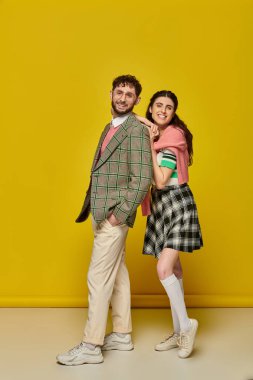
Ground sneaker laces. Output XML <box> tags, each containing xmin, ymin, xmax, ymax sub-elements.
<box><xmin>161</xmin><ymin>333</ymin><xmax>178</xmax><ymax>343</ymax></box>
<box><xmin>68</xmin><ymin>342</ymin><xmax>86</xmax><ymax>355</ymax></box>
<box><xmin>178</xmin><ymin>333</ymin><xmax>190</xmax><ymax>349</ymax></box>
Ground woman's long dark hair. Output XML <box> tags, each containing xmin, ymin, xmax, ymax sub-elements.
<box><xmin>146</xmin><ymin>90</ymin><xmax>193</xmax><ymax>165</ymax></box>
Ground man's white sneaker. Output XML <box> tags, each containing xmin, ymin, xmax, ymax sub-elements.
<box><xmin>155</xmin><ymin>333</ymin><xmax>179</xmax><ymax>351</ymax></box>
<box><xmin>102</xmin><ymin>333</ymin><xmax>134</xmax><ymax>351</ymax></box>
<box><xmin>56</xmin><ymin>342</ymin><xmax>103</xmax><ymax>365</ymax></box>
<box><xmin>178</xmin><ymin>319</ymin><xmax>198</xmax><ymax>358</ymax></box>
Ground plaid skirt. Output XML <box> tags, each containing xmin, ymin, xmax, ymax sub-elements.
<box><xmin>143</xmin><ymin>184</ymin><xmax>203</xmax><ymax>258</ymax></box>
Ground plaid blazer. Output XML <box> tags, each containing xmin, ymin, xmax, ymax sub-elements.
<box><xmin>76</xmin><ymin>114</ymin><xmax>152</xmax><ymax>227</ymax></box>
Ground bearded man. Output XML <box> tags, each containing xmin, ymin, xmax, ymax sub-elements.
<box><xmin>57</xmin><ymin>75</ymin><xmax>152</xmax><ymax>365</ymax></box>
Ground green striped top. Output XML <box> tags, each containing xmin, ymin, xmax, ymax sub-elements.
<box><xmin>156</xmin><ymin>149</ymin><xmax>178</xmax><ymax>186</ymax></box>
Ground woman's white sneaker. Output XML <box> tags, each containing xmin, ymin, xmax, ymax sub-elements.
<box><xmin>56</xmin><ymin>342</ymin><xmax>103</xmax><ymax>365</ymax></box>
<box><xmin>178</xmin><ymin>319</ymin><xmax>198</xmax><ymax>358</ymax></box>
<box><xmin>155</xmin><ymin>333</ymin><xmax>179</xmax><ymax>351</ymax></box>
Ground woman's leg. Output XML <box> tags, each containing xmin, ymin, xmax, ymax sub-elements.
<box><xmin>156</xmin><ymin>249</ymin><xmax>198</xmax><ymax>357</ymax></box>
<box><xmin>157</xmin><ymin>248</ymin><xmax>191</xmax><ymax>333</ymax></box>
<box><xmin>171</xmin><ymin>258</ymin><xmax>184</xmax><ymax>334</ymax></box>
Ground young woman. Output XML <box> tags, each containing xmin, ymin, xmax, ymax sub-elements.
<box><xmin>138</xmin><ymin>90</ymin><xmax>203</xmax><ymax>359</ymax></box>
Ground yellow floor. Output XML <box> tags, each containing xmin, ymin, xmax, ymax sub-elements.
<box><xmin>0</xmin><ymin>308</ymin><xmax>252</xmax><ymax>380</ymax></box>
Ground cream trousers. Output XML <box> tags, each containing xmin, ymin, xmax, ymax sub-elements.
<box><xmin>83</xmin><ymin>219</ymin><xmax>131</xmax><ymax>345</ymax></box>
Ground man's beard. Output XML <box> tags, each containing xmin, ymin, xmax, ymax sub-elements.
<box><xmin>111</xmin><ymin>100</ymin><xmax>134</xmax><ymax>116</ymax></box>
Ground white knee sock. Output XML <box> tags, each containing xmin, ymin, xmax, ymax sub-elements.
<box><xmin>160</xmin><ymin>274</ymin><xmax>191</xmax><ymax>333</ymax></box>
<box><xmin>171</xmin><ymin>278</ymin><xmax>184</xmax><ymax>334</ymax></box>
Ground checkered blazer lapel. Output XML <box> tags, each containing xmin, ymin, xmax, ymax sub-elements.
<box><xmin>91</xmin><ymin>122</ymin><xmax>111</xmax><ymax>171</ymax></box>
<box><xmin>93</xmin><ymin>115</ymin><xmax>134</xmax><ymax>172</ymax></box>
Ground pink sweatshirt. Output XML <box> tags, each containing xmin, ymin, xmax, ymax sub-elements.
<box><xmin>141</xmin><ymin>125</ymin><xmax>189</xmax><ymax>216</ymax></box>
<box><xmin>154</xmin><ymin>126</ymin><xmax>189</xmax><ymax>184</ymax></box>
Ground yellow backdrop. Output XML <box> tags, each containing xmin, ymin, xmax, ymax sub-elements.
<box><xmin>1</xmin><ymin>0</ymin><xmax>252</xmax><ymax>307</ymax></box>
